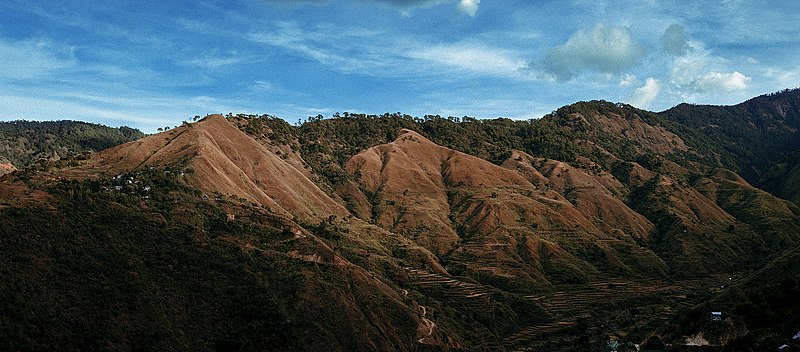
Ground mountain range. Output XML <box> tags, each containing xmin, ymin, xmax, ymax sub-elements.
<box><xmin>1</xmin><ymin>89</ymin><xmax>799</xmax><ymax>351</ymax></box>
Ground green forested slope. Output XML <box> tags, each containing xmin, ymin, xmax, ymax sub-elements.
<box><xmin>0</xmin><ymin>120</ymin><xmax>143</xmax><ymax>168</ymax></box>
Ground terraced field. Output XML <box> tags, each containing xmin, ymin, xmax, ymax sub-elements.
<box><xmin>406</xmin><ymin>266</ymin><xmax>735</xmax><ymax>351</ymax></box>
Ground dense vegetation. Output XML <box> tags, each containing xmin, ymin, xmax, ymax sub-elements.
<box><xmin>0</xmin><ymin>120</ymin><xmax>143</xmax><ymax>168</ymax></box>
<box><xmin>659</xmin><ymin>88</ymin><xmax>800</xmax><ymax>194</ymax></box>
<box><xmin>668</xmin><ymin>246</ymin><xmax>800</xmax><ymax>351</ymax></box>
<box><xmin>0</xmin><ymin>170</ymin><xmax>417</xmax><ymax>351</ymax></box>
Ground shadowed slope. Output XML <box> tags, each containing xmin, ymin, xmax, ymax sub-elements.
<box><xmin>503</xmin><ymin>151</ymin><xmax>654</xmax><ymax>241</ymax></box>
<box><xmin>0</xmin><ymin>178</ymin><xmax>421</xmax><ymax>352</ymax></box>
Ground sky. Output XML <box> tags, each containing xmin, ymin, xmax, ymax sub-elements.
<box><xmin>2</xmin><ymin>0</ymin><xmax>799</xmax><ymax>133</ymax></box>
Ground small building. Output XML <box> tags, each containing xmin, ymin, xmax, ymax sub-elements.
<box><xmin>794</xmin><ymin>331</ymin><xmax>800</xmax><ymax>340</ymax></box>
<box><xmin>778</xmin><ymin>344</ymin><xmax>789</xmax><ymax>351</ymax></box>
<box><xmin>605</xmin><ymin>339</ymin><xmax>621</xmax><ymax>352</ymax></box>
<box><xmin>711</xmin><ymin>312</ymin><xmax>722</xmax><ymax>321</ymax></box>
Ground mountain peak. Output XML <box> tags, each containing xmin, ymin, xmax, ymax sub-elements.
<box><xmin>548</xmin><ymin>100</ymin><xmax>688</xmax><ymax>156</ymax></box>
<box><xmin>395</xmin><ymin>128</ymin><xmax>435</xmax><ymax>145</ymax></box>
<box><xmin>199</xmin><ymin>113</ymin><xmax>227</xmax><ymax>124</ymax></box>
<box><xmin>67</xmin><ymin>114</ymin><xmax>349</xmax><ymax>222</ymax></box>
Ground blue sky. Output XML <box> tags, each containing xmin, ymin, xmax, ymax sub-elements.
<box><xmin>2</xmin><ymin>0</ymin><xmax>799</xmax><ymax>133</ymax></box>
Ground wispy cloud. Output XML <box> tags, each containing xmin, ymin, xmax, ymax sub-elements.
<box><xmin>763</xmin><ymin>67</ymin><xmax>800</xmax><ymax>91</ymax></box>
<box><xmin>247</xmin><ymin>22</ymin><xmax>393</xmax><ymax>74</ymax></box>
<box><xmin>0</xmin><ymin>94</ymin><xmax>173</xmax><ymax>128</ymax></box>
<box><xmin>0</xmin><ymin>88</ymin><xmax>259</xmax><ymax>133</ymax></box>
<box><xmin>183</xmin><ymin>55</ymin><xmax>248</xmax><ymax>69</ymax></box>
<box><xmin>357</xmin><ymin>0</ymin><xmax>479</xmax><ymax>16</ymax></box>
<box><xmin>405</xmin><ymin>42</ymin><xmax>527</xmax><ymax>78</ymax></box>
<box><xmin>0</xmin><ymin>38</ymin><xmax>76</xmax><ymax>80</ymax></box>
<box><xmin>366</xmin><ymin>0</ymin><xmax>443</xmax><ymax>8</ymax></box>
<box><xmin>258</xmin><ymin>0</ymin><xmax>481</xmax><ymax>16</ymax></box>
<box><xmin>248</xmin><ymin>22</ymin><xmax>528</xmax><ymax>81</ymax></box>
<box><xmin>413</xmin><ymin>87</ymin><xmax>556</xmax><ymax>120</ymax></box>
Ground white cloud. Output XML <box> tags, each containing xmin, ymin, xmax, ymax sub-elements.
<box><xmin>364</xmin><ymin>0</ymin><xmax>442</xmax><ymax>7</ymax></box>
<box><xmin>279</xmin><ymin>103</ymin><xmax>331</xmax><ymax>116</ymax></box>
<box><xmin>255</xmin><ymin>80</ymin><xmax>278</xmax><ymax>91</ymax></box>
<box><xmin>457</xmin><ymin>0</ymin><xmax>480</xmax><ymax>16</ymax></box>
<box><xmin>670</xmin><ymin>44</ymin><xmax>750</xmax><ymax>94</ymax></box>
<box><xmin>260</xmin><ymin>0</ymin><xmax>478</xmax><ymax>16</ymax></box>
<box><xmin>693</xmin><ymin>71</ymin><xmax>750</xmax><ymax>92</ymax></box>
<box><xmin>539</xmin><ymin>23</ymin><xmax>645</xmax><ymax>81</ymax></box>
<box><xmin>183</xmin><ymin>55</ymin><xmax>246</xmax><ymax>69</ymax></box>
<box><xmin>414</xmin><ymin>92</ymin><xmax>553</xmax><ymax>121</ymax></box>
<box><xmin>629</xmin><ymin>77</ymin><xmax>660</xmax><ymax>108</ymax></box>
<box><xmin>670</xmin><ymin>48</ymin><xmax>708</xmax><ymax>87</ymax></box>
<box><xmin>407</xmin><ymin>43</ymin><xmax>526</xmax><ymax>78</ymax></box>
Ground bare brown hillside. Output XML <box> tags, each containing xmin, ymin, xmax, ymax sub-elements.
<box><xmin>336</xmin><ymin>123</ymin><xmax>800</xmax><ymax>291</ymax></box>
<box><xmin>503</xmin><ymin>151</ymin><xmax>654</xmax><ymax>241</ymax></box>
<box><xmin>0</xmin><ymin>162</ymin><xmax>15</xmax><ymax>176</ymax></box>
<box><xmin>67</xmin><ymin>114</ymin><xmax>348</xmax><ymax>223</ymax></box>
<box><xmin>342</xmin><ymin>129</ymin><xmax>668</xmax><ymax>289</ymax></box>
